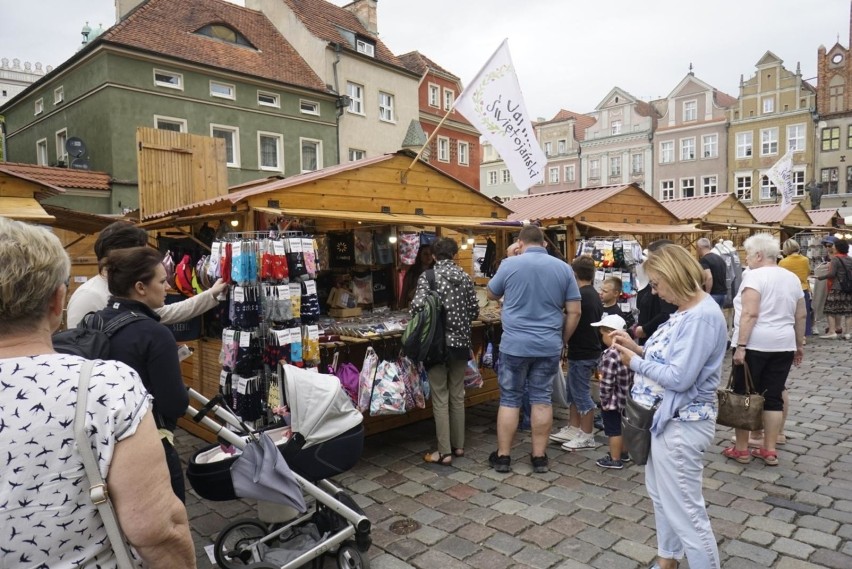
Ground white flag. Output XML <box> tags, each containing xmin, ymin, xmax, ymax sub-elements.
<box><xmin>454</xmin><ymin>39</ymin><xmax>546</xmax><ymax>192</ymax></box>
<box><xmin>765</xmin><ymin>148</ymin><xmax>795</xmax><ymax>209</ymax></box>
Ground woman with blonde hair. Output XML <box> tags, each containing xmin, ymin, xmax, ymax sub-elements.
<box><xmin>610</xmin><ymin>244</ymin><xmax>727</xmax><ymax>569</ymax></box>
<box><xmin>779</xmin><ymin>238</ymin><xmax>812</xmax><ymax>337</ymax></box>
<box><xmin>0</xmin><ymin>217</ymin><xmax>195</xmax><ymax>568</ymax></box>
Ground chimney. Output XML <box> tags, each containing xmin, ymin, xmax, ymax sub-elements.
<box><xmin>345</xmin><ymin>0</ymin><xmax>378</xmax><ymax>37</ymax></box>
<box><xmin>115</xmin><ymin>0</ymin><xmax>146</xmax><ymax>22</ymax></box>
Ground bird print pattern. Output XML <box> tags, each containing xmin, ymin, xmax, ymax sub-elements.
<box><xmin>0</xmin><ymin>354</ymin><xmax>151</xmax><ymax>568</ymax></box>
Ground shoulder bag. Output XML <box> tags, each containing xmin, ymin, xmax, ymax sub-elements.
<box><xmin>716</xmin><ymin>361</ymin><xmax>764</xmax><ymax>431</ymax></box>
<box><xmin>75</xmin><ymin>360</ymin><xmax>137</xmax><ymax>568</ymax></box>
<box><xmin>621</xmin><ymin>394</ymin><xmax>659</xmax><ymax>466</ymax></box>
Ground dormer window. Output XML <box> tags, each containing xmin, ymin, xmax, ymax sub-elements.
<box><xmin>356</xmin><ymin>38</ymin><xmax>375</xmax><ymax>57</ymax></box>
<box><xmin>196</xmin><ymin>24</ymin><xmax>254</xmax><ymax>47</ymax></box>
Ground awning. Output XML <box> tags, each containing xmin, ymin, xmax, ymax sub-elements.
<box><xmin>0</xmin><ymin>197</ymin><xmax>55</xmax><ymax>223</ymax></box>
<box><xmin>42</xmin><ymin>205</ymin><xmax>123</xmax><ymax>234</ymax></box>
<box><xmin>576</xmin><ymin>221</ymin><xmax>708</xmax><ymax>234</ymax></box>
<box><xmin>253</xmin><ymin>206</ymin><xmax>511</xmax><ymax>230</ymax></box>
<box><xmin>702</xmin><ymin>221</ymin><xmax>775</xmax><ymax>231</ymax></box>
<box><xmin>780</xmin><ymin>224</ymin><xmax>834</xmax><ymax>232</ymax></box>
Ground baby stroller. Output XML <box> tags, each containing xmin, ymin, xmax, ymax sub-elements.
<box><xmin>185</xmin><ymin>364</ymin><xmax>371</xmax><ymax>568</ymax></box>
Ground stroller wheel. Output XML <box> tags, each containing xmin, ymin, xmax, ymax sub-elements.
<box><xmin>214</xmin><ymin>519</ymin><xmax>268</xmax><ymax>568</ymax></box>
<box><xmin>337</xmin><ymin>541</ymin><xmax>370</xmax><ymax>569</ymax></box>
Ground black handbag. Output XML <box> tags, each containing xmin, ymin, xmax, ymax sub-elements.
<box><xmin>717</xmin><ymin>362</ymin><xmax>764</xmax><ymax>431</ymax></box>
<box><xmin>621</xmin><ymin>394</ymin><xmax>659</xmax><ymax>466</ymax></box>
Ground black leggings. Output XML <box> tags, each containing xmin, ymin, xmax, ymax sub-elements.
<box><xmin>732</xmin><ymin>349</ymin><xmax>794</xmax><ymax>412</ymax></box>
<box><xmin>163</xmin><ymin>438</ymin><xmax>186</xmax><ymax>503</ymax></box>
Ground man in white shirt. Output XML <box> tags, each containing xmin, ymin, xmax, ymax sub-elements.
<box><xmin>66</xmin><ymin>221</ymin><xmax>226</xmax><ymax>328</ymax></box>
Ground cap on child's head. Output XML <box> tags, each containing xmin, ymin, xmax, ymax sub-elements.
<box><xmin>590</xmin><ymin>314</ymin><xmax>627</xmax><ymax>331</ymax></box>
<box><xmin>822</xmin><ymin>235</ymin><xmax>838</xmax><ymax>246</ymax></box>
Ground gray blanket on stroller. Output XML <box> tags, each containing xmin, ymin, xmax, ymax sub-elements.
<box><xmin>258</xmin><ymin>523</ymin><xmax>329</xmax><ymax>565</ymax></box>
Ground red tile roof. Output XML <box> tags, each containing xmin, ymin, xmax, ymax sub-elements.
<box><xmin>808</xmin><ymin>208</ymin><xmax>838</xmax><ymax>227</ymax></box>
<box><xmin>714</xmin><ymin>89</ymin><xmax>737</xmax><ymax>107</ymax></box>
<box><xmin>537</xmin><ymin>109</ymin><xmax>596</xmax><ymax>142</ymax></box>
<box><xmin>280</xmin><ymin>0</ymin><xmax>407</xmax><ymax>71</ymax></box>
<box><xmin>398</xmin><ymin>51</ymin><xmax>457</xmax><ymax>80</ymax></box>
<box><xmin>101</xmin><ymin>0</ymin><xmax>327</xmax><ymax>93</ymax></box>
<box><xmin>504</xmin><ymin>184</ymin><xmax>633</xmax><ymax>221</ymax></box>
<box><xmin>0</xmin><ymin>162</ymin><xmax>110</xmax><ymax>191</ymax></box>
<box><xmin>662</xmin><ymin>194</ymin><xmax>735</xmax><ymax>221</ymax></box>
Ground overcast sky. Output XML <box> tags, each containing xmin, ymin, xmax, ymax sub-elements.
<box><xmin>3</xmin><ymin>0</ymin><xmax>850</xmax><ymax>118</ymax></box>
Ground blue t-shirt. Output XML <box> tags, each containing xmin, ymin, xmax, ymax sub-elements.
<box><xmin>488</xmin><ymin>247</ymin><xmax>581</xmax><ymax>357</ymax></box>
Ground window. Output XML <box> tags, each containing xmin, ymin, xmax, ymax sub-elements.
<box><xmin>760</xmin><ymin>175</ymin><xmax>776</xmax><ymax>200</ymax></box>
<box><xmin>762</xmin><ymin>97</ymin><xmax>774</xmax><ymax>114</ymax></box>
<box><xmin>822</xmin><ymin>127</ymin><xmax>840</xmax><ymax>151</ymax></box>
<box><xmin>610</xmin><ymin>156</ymin><xmax>621</xmax><ymax>177</ymax></box>
<box><xmin>36</xmin><ymin>139</ymin><xmax>48</xmax><ymax>165</ymax></box>
<box><xmin>501</xmin><ymin>169</ymin><xmax>511</xmax><ymax>184</ymax></box>
<box><xmin>822</xmin><ymin>167</ymin><xmax>839</xmax><ymax>194</ymax></box>
<box><xmin>487</xmin><ymin>171</ymin><xmax>498</xmax><ymax>186</ymax></box>
<box><xmin>210</xmin><ymin>81</ymin><xmax>235</xmax><ymax>100</ymax></box>
<box><xmin>544</xmin><ymin>142</ymin><xmax>553</xmax><ymax>156</ymax></box>
<box><xmin>154</xmin><ymin>115</ymin><xmax>187</xmax><ymax>132</ymax></box>
<box><xmin>589</xmin><ymin>159</ymin><xmax>600</xmax><ymax>179</ymax></box>
<box><xmin>736</xmin><ymin>174</ymin><xmax>752</xmax><ymax>200</ymax></box>
<box><xmin>347</xmin><ymin>82</ymin><xmax>364</xmax><ymax>114</ymax></box>
<box><xmin>153</xmin><ymin>69</ymin><xmax>183</xmax><ymax>90</ymax></box>
<box><xmin>565</xmin><ymin>164</ymin><xmax>575</xmax><ymax>182</ymax></box>
<box><xmin>557</xmin><ymin>139</ymin><xmax>567</xmax><ymax>155</ymax></box>
<box><xmin>300</xmin><ymin>138</ymin><xmax>322</xmax><ymax>172</ymax></box>
<box><xmin>661</xmin><ymin>180</ymin><xmax>675</xmax><ymax>201</ymax></box>
<box><xmin>611</xmin><ymin>120</ymin><xmax>622</xmax><ymax>135</ymax></box>
<box><xmin>549</xmin><ymin>167</ymin><xmax>559</xmax><ymax>184</ymax></box>
<box><xmin>660</xmin><ymin>141</ymin><xmax>674</xmax><ymax>164</ymax></box>
<box><xmin>683</xmin><ymin>100</ymin><xmax>697</xmax><ymax>121</ymax></box>
<box><xmin>196</xmin><ymin>24</ymin><xmax>253</xmax><ymax>47</ymax></box>
<box><xmin>848</xmin><ymin>125</ymin><xmax>852</xmax><ymax>149</ymax></box>
<box><xmin>458</xmin><ymin>141</ymin><xmax>469</xmax><ymax>165</ymax></box>
<box><xmin>378</xmin><ymin>91</ymin><xmax>394</xmax><ymax>122</ymax></box>
<box><xmin>681</xmin><ymin>177</ymin><xmax>696</xmax><ymax>198</ymax></box>
<box><xmin>34</xmin><ymin>98</ymin><xmax>43</xmax><ymax>115</ymax></box>
<box><xmin>443</xmin><ymin>88</ymin><xmax>455</xmax><ymax>111</ymax></box>
<box><xmin>356</xmin><ymin>38</ymin><xmax>375</xmax><ymax>57</ymax></box>
<box><xmin>437</xmin><ymin>136</ymin><xmax>450</xmax><ymax>162</ymax></box>
<box><xmin>760</xmin><ymin>127</ymin><xmax>778</xmax><ymax>156</ymax></box>
<box><xmin>210</xmin><ymin>125</ymin><xmax>239</xmax><ymax>167</ymax></box>
<box><xmin>631</xmin><ymin>153</ymin><xmax>643</xmax><ymax>174</ymax></box>
<box><xmin>788</xmin><ymin>124</ymin><xmax>805</xmax><ymax>152</ymax></box>
<box><xmin>349</xmin><ymin>148</ymin><xmax>366</xmax><ymax>161</ymax></box>
<box><xmin>428</xmin><ymin>84</ymin><xmax>439</xmax><ymax>107</ymax></box>
<box><xmin>736</xmin><ymin>131</ymin><xmax>753</xmax><ymax>158</ymax></box>
<box><xmin>830</xmin><ymin>76</ymin><xmax>845</xmax><ymax>113</ymax></box>
<box><xmin>702</xmin><ymin>175</ymin><xmax>718</xmax><ymax>196</ymax></box>
<box><xmin>299</xmin><ymin>100</ymin><xmax>319</xmax><ymax>115</ymax></box>
<box><xmin>54</xmin><ymin>86</ymin><xmax>64</xmax><ymax>104</ymax></box>
<box><xmin>702</xmin><ymin>134</ymin><xmax>718</xmax><ymax>158</ymax></box>
<box><xmin>793</xmin><ymin>169</ymin><xmax>806</xmax><ymax>197</ymax></box>
<box><xmin>258</xmin><ymin>132</ymin><xmax>283</xmax><ymax>171</ymax></box>
<box><xmin>258</xmin><ymin>91</ymin><xmax>280</xmax><ymax>108</ymax></box>
<box><xmin>55</xmin><ymin>129</ymin><xmax>67</xmax><ymax>163</ymax></box>
<box><xmin>680</xmin><ymin>137</ymin><xmax>696</xmax><ymax>160</ymax></box>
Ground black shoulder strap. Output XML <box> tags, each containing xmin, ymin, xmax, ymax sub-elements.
<box><xmin>101</xmin><ymin>311</ymin><xmax>147</xmax><ymax>338</ymax></box>
<box><xmin>426</xmin><ymin>269</ymin><xmax>437</xmax><ymax>291</ymax></box>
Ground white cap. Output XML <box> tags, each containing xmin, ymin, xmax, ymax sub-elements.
<box><xmin>590</xmin><ymin>314</ymin><xmax>627</xmax><ymax>330</ymax></box>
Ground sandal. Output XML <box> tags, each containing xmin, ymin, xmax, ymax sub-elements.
<box><xmin>722</xmin><ymin>446</ymin><xmax>751</xmax><ymax>464</ymax></box>
<box><xmin>452</xmin><ymin>447</ymin><xmax>465</xmax><ymax>457</ymax></box>
<box><xmin>751</xmin><ymin>447</ymin><xmax>779</xmax><ymax>466</ymax></box>
<box><xmin>423</xmin><ymin>451</ymin><xmax>453</xmax><ymax>466</ymax></box>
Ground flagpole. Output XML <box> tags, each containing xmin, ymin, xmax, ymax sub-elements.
<box><xmin>401</xmin><ymin>106</ymin><xmax>455</xmax><ymax>184</ymax></box>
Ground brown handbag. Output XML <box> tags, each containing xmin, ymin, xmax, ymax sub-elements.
<box><xmin>717</xmin><ymin>362</ymin><xmax>764</xmax><ymax>431</ymax></box>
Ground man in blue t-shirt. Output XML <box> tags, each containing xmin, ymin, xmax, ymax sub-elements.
<box><xmin>487</xmin><ymin>226</ymin><xmax>581</xmax><ymax>473</ymax></box>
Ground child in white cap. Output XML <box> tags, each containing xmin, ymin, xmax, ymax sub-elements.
<box><xmin>591</xmin><ymin>313</ymin><xmax>635</xmax><ymax>469</ymax></box>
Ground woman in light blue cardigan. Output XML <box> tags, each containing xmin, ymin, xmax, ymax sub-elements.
<box><xmin>611</xmin><ymin>244</ymin><xmax>728</xmax><ymax>569</ymax></box>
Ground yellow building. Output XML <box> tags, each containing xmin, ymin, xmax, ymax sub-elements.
<box><xmin>728</xmin><ymin>51</ymin><xmax>816</xmax><ymax>206</ymax></box>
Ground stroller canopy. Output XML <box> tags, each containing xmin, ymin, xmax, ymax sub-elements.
<box><xmin>283</xmin><ymin>364</ymin><xmax>363</xmax><ymax>448</ymax></box>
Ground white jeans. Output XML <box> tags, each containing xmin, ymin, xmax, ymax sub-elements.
<box><xmin>646</xmin><ymin>419</ymin><xmax>720</xmax><ymax>569</ymax></box>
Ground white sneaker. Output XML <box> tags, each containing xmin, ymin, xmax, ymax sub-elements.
<box><xmin>820</xmin><ymin>333</ymin><xmax>839</xmax><ymax>339</ymax></box>
<box><xmin>549</xmin><ymin>426</ymin><xmax>581</xmax><ymax>443</ymax></box>
<box><xmin>561</xmin><ymin>433</ymin><xmax>601</xmax><ymax>451</ymax></box>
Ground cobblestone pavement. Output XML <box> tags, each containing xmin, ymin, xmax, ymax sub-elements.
<box><xmin>178</xmin><ymin>335</ymin><xmax>852</xmax><ymax>568</ymax></box>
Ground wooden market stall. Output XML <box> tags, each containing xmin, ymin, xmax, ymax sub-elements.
<box><xmin>661</xmin><ymin>193</ymin><xmax>773</xmax><ymax>249</ymax></box>
<box><xmin>807</xmin><ymin>208</ymin><xmax>844</xmax><ymax>231</ymax></box>
<box><xmin>748</xmin><ymin>202</ymin><xmax>819</xmax><ymax>242</ymax></box>
<box><xmin>136</xmin><ymin>151</ymin><xmax>514</xmax><ymax>437</ymax></box>
<box><xmin>0</xmin><ymin>164</ymin><xmax>62</xmax><ymax>224</ymax></box>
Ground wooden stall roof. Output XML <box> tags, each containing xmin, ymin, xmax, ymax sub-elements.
<box><xmin>0</xmin><ymin>197</ymin><xmax>55</xmax><ymax>223</ymax></box>
<box><xmin>0</xmin><ymin>162</ymin><xmax>110</xmax><ymax>191</ymax></box>
<box><xmin>42</xmin><ymin>205</ymin><xmax>124</xmax><ymax>235</ymax></box>
<box><xmin>0</xmin><ymin>166</ymin><xmax>66</xmax><ymax>200</ymax></box>
<box><xmin>748</xmin><ymin>203</ymin><xmax>813</xmax><ymax>227</ymax></box>
<box><xmin>576</xmin><ymin>221</ymin><xmax>707</xmax><ymax>234</ymax></box>
<box><xmin>253</xmin><ymin>206</ymin><xmax>511</xmax><ymax>229</ymax></box>
<box><xmin>504</xmin><ymin>183</ymin><xmax>681</xmax><ymax>226</ymax></box>
<box><xmin>808</xmin><ymin>208</ymin><xmax>839</xmax><ymax>228</ymax></box>
<box><xmin>140</xmin><ymin>151</ymin><xmax>511</xmax><ymax>223</ymax></box>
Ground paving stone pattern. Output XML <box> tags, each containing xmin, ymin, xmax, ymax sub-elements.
<box><xmin>178</xmin><ymin>336</ymin><xmax>852</xmax><ymax>568</ymax></box>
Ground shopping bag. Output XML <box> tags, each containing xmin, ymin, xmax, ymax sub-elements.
<box><xmin>370</xmin><ymin>360</ymin><xmax>406</xmax><ymax>416</ymax></box>
<box><xmin>552</xmin><ymin>362</ymin><xmax>569</xmax><ymax>408</ymax></box>
<box><xmin>621</xmin><ymin>395</ymin><xmax>658</xmax><ymax>466</ymax></box>
<box><xmin>399</xmin><ymin>357</ymin><xmax>425</xmax><ymax>410</ymax></box>
<box><xmin>463</xmin><ymin>351</ymin><xmax>483</xmax><ymax>389</ymax></box>
<box><xmin>357</xmin><ymin>347</ymin><xmax>378</xmax><ymax>412</ymax></box>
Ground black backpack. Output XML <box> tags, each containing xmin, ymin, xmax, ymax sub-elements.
<box><xmin>53</xmin><ymin>311</ymin><xmax>146</xmax><ymax>359</ymax></box>
<box><xmin>835</xmin><ymin>257</ymin><xmax>852</xmax><ymax>293</ymax></box>
<box><xmin>401</xmin><ymin>270</ymin><xmax>447</xmax><ymax>367</ymax></box>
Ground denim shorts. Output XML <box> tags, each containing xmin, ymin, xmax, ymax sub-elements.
<box><xmin>566</xmin><ymin>358</ymin><xmax>597</xmax><ymax>415</ymax></box>
<box><xmin>497</xmin><ymin>353</ymin><xmax>559</xmax><ymax>407</ymax></box>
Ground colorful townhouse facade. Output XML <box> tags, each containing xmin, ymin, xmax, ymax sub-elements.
<box><xmin>532</xmin><ymin>109</ymin><xmax>596</xmax><ymax>195</ymax></box>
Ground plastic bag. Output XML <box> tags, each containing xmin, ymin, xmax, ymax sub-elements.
<box><xmin>370</xmin><ymin>360</ymin><xmax>406</xmax><ymax>415</ymax></box>
<box><xmin>463</xmin><ymin>352</ymin><xmax>483</xmax><ymax>389</ymax></box>
<box><xmin>357</xmin><ymin>347</ymin><xmax>378</xmax><ymax>412</ymax></box>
